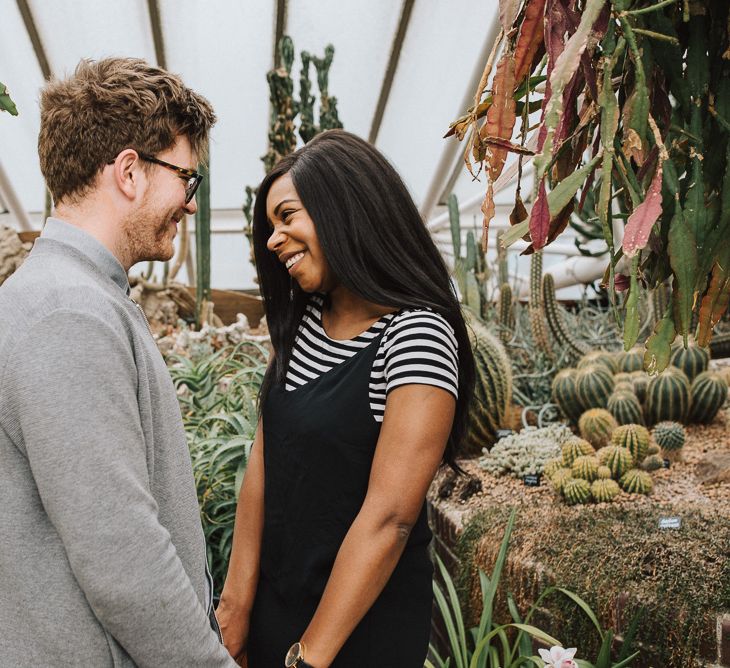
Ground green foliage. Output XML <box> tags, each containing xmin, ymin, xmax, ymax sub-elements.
<box><xmin>688</xmin><ymin>370</ymin><xmax>728</xmax><ymax>424</ymax></box>
<box><xmin>619</xmin><ymin>469</ymin><xmax>653</xmax><ymax>495</ymax></box>
<box><xmin>611</xmin><ymin>424</ymin><xmax>650</xmax><ymax>463</ymax></box>
<box><xmin>651</xmin><ymin>421</ymin><xmax>685</xmax><ymax>452</ymax></box>
<box><xmin>168</xmin><ymin>342</ymin><xmax>268</xmax><ymax>591</ymax></box>
<box><xmin>578</xmin><ymin>408</ymin><xmax>618</xmax><ymax>449</ymax></box>
<box><xmin>0</xmin><ymin>81</ymin><xmax>18</xmax><ymax>115</ymax></box>
<box><xmin>644</xmin><ymin>366</ymin><xmax>691</xmax><ymax>426</ymax></box>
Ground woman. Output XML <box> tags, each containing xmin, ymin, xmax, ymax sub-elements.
<box><xmin>216</xmin><ymin>130</ymin><xmax>475</xmax><ymax>668</ymax></box>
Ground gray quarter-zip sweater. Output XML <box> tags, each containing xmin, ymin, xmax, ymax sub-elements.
<box><xmin>0</xmin><ymin>218</ymin><xmax>235</xmax><ymax>667</ymax></box>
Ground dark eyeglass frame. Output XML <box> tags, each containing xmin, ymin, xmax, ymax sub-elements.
<box><xmin>137</xmin><ymin>153</ymin><xmax>203</xmax><ymax>204</ymax></box>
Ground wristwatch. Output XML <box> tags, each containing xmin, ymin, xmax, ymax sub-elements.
<box><xmin>285</xmin><ymin>641</ymin><xmax>314</xmax><ymax>667</ymax></box>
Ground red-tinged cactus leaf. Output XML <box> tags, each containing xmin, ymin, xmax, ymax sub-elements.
<box><xmin>524</xmin><ymin>200</ymin><xmax>574</xmax><ymax>254</ymax></box>
<box><xmin>644</xmin><ymin>311</ymin><xmax>676</xmax><ymax>375</ymax></box>
<box><xmin>624</xmin><ymin>256</ymin><xmax>641</xmax><ymax>351</ymax></box>
<box><xmin>623</xmin><ymin>164</ymin><xmax>663</xmax><ymax>259</ymax></box>
<box><xmin>484</xmin><ymin>136</ymin><xmax>536</xmax><ymax>155</ymax></box>
<box><xmin>668</xmin><ymin>207</ymin><xmax>699</xmax><ymax>345</ymax></box>
<box><xmin>514</xmin><ymin>0</ymin><xmax>547</xmax><ymax>84</ymax></box>
<box><xmin>547</xmin><ymin>154</ymin><xmax>601</xmax><ymax>217</ymax></box>
<box><xmin>622</xmin><ymin>127</ymin><xmax>645</xmax><ymax>167</ymax></box>
<box><xmin>613</xmin><ymin>273</ymin><xmax>630</xmax><ymax>292</ymax></box>
<box><xmin>499</xmin><ymin>0</ymin><xmax>522</xmax><ymax>34</ymax></box>
<box><xmin>481</xmin><ymin>182</ymin><xmax>496</xmax><ymax>250</ymax></box>
<box><xmin>697</xmin><ymin>261</ymin><xmax>730</xmax><ymax>346</ymax></box>
<box><xmin>510</xmin><ymin>192</ymin><xmax>528</xmax><ymax>227</ymax></box>
<box><xmin>482</xmin><ymin>54</ymin><xmax>517</xmax><ymax>182</ymax></box>
<box><xmin>529</xmin><ymin>178</ymin><xmax>551</xmax><ymax>249</ymax></box>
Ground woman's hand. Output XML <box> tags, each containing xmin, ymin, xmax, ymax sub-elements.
<box><xmin>215</xmin><ymin>597</ymin><xmax>250</xmax><ymax>664</ymax></box>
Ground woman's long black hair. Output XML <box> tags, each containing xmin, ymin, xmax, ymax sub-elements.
<box><xmin>252</xmin><ymin>129</ymin><xmax>475</xmax><ymax>468</ymax></box>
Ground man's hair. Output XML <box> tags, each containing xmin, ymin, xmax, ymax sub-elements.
<box><xmin>38</xmin><ymin>57</ymin><xmax>216</xmax><ymax>204</ymax></box>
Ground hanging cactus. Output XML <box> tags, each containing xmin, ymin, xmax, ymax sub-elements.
<box><xmin>551</xmin><ymin>369</ymin><xmax>583</xmax><ymax>424</ymax></box>
<box><xmin>619</xmin><ymin>469</ymin><xmax>654</xmax><ymax>495</ymax></box>
<box><xmin>611</xmin><ymin>424</ymin><xmax>650</xmax><ymax>462</ymax></box>
<box><xmin>529</xmin><ymin>251</ymin><xmax>553</xmax><ymax>359</ymax></box>
<box><xmin>463</xmin><ymin>315</ymin><xmax>513</xmax><ymax>455</ymax></box>
<box><xmin>562</xmin><ymin>478</ymin><xmax>592</xmax><ymax>505</ymax></box>
<box><xmin>591</xmin><ymin>478</ymin><xmax>620</xmax><ymax>503</ymax></box>
<box><xmin>599</xmin><ymin>445</ymin><xmax>634</xmax><ymax>479</ymax></box>
<box><xmin>561</xmin><ymin>437</ymin><xmax>595</xmax><ymax>467</ymax></box>
<box><xmin>542</xmin><ymin>273</ymin><xmax>589</xmax><ymax>360</ymax></box>
<box><xmin>617</xmin><ymin>346</ymin><xmax>644</xmax><ymax>373</ymax></box>
<box><xmin>575</xmin><ymin>365</ymin><xmax>615</xmax><ymax>410</ymax></box>
<box><xmin>641</xmin><ymin>454</ymin><xmax>665</xmax><ymax>472</ymax></box>
<box><xmin>577</xmin><ymin>350</ymin><xmax>618</xmax><ymax>375</ymax></box>
<box><xmin>578</xmin><ymin>408</ymin><xmax>618</xmax><ymax>448</ymax></box>
<box><xmin>670</xmin><ymin>337</ymin><xmax>710</xmax><ymax>382</ymax></box>
<box><xmin>607</xmin><ymin>391</ymin><xmax>644</xmax><ymax>426</ymax></box>
<box><xmin>645</xmin><ymin>366</ymin><xmax>691</xmax><ymax>425</ymax></box>
<box><xmin>571</xmin><ymin>455</ymin><xmax>600</xmax><ymax>482</ymax></box>
<box><xmin>652</xmin><ymin>421</ymin><xmax>686</xmax><ymax>452</ymax></box>
<box><xmin>688</xmin><ymin>371</ymin><xmax>728</xmax><ymax>424</ymax></box>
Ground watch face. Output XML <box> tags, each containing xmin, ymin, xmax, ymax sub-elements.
<box><xmin>285</xmin><ymin>642</ymin><xmax>302</xmax><ymax>667</ymax></box>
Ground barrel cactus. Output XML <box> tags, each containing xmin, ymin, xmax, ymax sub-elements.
<box><xmin>563</xmin><ymin>478</ymin><xmax>592</xmax><ymax>505</ymax></box>
<box><xmin>578</xmin><ymin>408</ymin><xmax>618</xmax><ymax>448</ymax></box>
<box><xmin>607</xmin><ymin>391</ymin><xmax>644</xmax><ymax>426</ymax></box>
<box><xmin>614</xmin><ymin>372</ymin><xmax>633</xmax><ymax>384</ymax></box>
<box><xmin>670</xmin><ymin>337</ymin><xmax>710</xmax><ymax>382</ymax></box>
<box><xmin>652</xmin><ymin>420</ymin><xmax>685</xmax><ymax>451</ymax></box>
<box><xmin>641</xmin><ymin>454</ymin><xmax>665</xmax><ymax>472</ymax></box>
<box><xmin>561</xmin><ymin>437</ymin><xmax>596</xmax><ymax>467</ymax></box>
<box><xmin>613</xmin><ymin>380</ymin><xmax>635</xmax><ymax>394</ymax></box>
<box><xmin>551</xmin><ymin>369</ymin><xmax>583</xmax><ymax>424</ymax></box>
<box><xmin>688</xmin><ymin>371</ymin><xmax>728</xmax><ymax>424</ymax></box>
<box><xmin>591</xmin><ymin>478</ymin><xmax>620</xmax><ymax>503</ymax></box>
<box><xmin>619</xmin><ymin>468</ymin><xmax>654</xmax><ymax>495</ymax></box>
<box><xmin>597</xmin><ymin>465</ymin><xmax>612</xmax><ymax>479</ymax></box>
<box><xmin>644</xmin><ymin>366</ymin><xmax>691</xmax><ymax>425</ymax></box>
<box><xmin>611</xmin><ymin>424</ymin><xmax>650</xmax><ymax>463</ymax></box>
<box><xmin>575</xmin><ymin>365</ymin><xmax>615</xmax><ymax>410</ymax></box>
<box><xmin>631</xmin><ymin>371</ymin><xmax>650</xmax><ymax>404</ymax></box>
<box><xmin>647</xmin><ymin>442</ymin><xmax>661</xmax><ymax>456</ymax></box>
<box><xmin>577</xmin><ymin>350</ymin><xmax>618</xmax><ymax>375</ymax></box>
<box><xmin>551</xmin><ymin>468</ymin><xmax>573</xmax><ymax>493</ymax></box>
<box><xmin>464</xmin><ymin>317</ymin><xmax>513</xmax><ymax>454</ymax></box>
<box><xmin>600</xmin><ymin>445</ymin><xmax>634</xmax><ymax>479</ymax></box>
<box><xmin>617</xmin><ymin>346</ymin><xmax>644</xmax><ymax>373</ymax></box>
<box><xmin>543</xmin><ymin>458</ymin><xmax>564</xmax><ymax>480</ymax></box>
<box><xmin>571</xmin><ymin>455</ymin><xmax>600</xmax><ymax>482</ymax></box>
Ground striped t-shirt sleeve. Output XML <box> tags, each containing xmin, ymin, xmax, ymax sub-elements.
<box><xmin>380</xmin><ymin>310</ymin><xmax>459</xmax><ymax>400</ymax></box>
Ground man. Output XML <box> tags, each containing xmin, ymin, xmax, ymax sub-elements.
<box><xmin>0</xmin><ymin>58</ymin><xmax>237</xmax><ymax>666</ymax></box>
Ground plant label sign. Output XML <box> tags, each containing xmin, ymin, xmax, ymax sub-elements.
<box><xmin>658</xmin><ymin>517</ymin><xmax>681</xmax><ymax>530</ymax></box>
<box><xmin>523</xmin><ymin>474</ymin><xmax>541</xmax><ymax>487</ymax></box>
<box><xmin>663</xmin><ymin>458</ymin><xmax>671</xmax><ymax>468</ymax></box>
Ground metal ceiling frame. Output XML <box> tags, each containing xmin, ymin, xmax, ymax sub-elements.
<box><xmin>146</xmin><ymin>0</ymin><xmax>166</xmax><ymax>69</ymax></box>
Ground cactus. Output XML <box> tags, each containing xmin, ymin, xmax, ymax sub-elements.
<box><xmin>597</xmin><ymin>465</ymin><xmax>612</xmax><ymax>479</ymax></box>
<box><xmin>647</xmin><ymin>442</ymin><xmax>661</xmax><ymax>455</ymax></box>
<box><xmin>591</xmin><ymin>478</ymin><xmax>620</xmax><ymax>502</ymax></box>
<box><xmin>571</xmin><ymin>455</ymin><xmax>600</xmax><ymax>482</ymax></box>
<box><xmin>641</xmin><ymin>454</ymin><xmax>665</xmax><ymax>472</ymax></box>
<box><xmin>551</xmin><ymin>468</ymin><xmax>573</xmax><ymax>493</ymax></box>
<box><xmin>644</xmin><ymin>366</ymin><xmax>691</xmax><ymax>425</ymax></box>
<box><xmin>543</xmin><ymin>458</ymin><xmax>564</xmax><ymax>479</ymax></box>
<box><xmin>619</xmin><ymin>468</ymin><xmax>654</xmax><ymax>495</ymax></box>
<box><xmin>611</xmin><ymin>424</ymin><xmax>650</xmax><ymax>462</ymax></box>
<box><xmin>652</xmin><ymin>421</ymin><xmax>686</xmax><ymax>452</ymax></box>
<box><xmin>542</xmin><ymin>273</ymin><xmax>589</xmax><ymax>360</ymax></box>
<box><xmin>689</xmin><ymin>371</ymin><xmax>728</xmax><ymax>424</ymax></box>
<box><xmin>464</xmin><ymin>315</ymin><xmax>513</xmax><ymax>454</ymax></box>
<box><xmin>600</xmin><ymin>445</ymin><xmax>634</xmax><ymax>479</ymax></box>
<box><xmin>614</xmin><ymin>372</ymin><xmax>633</xmax><ymax>384</ymax></box>
<box><xmin>631</xmin><ymin>371</ymin><xmax>650</xmax><ymax>404</ymax></box>
<box><xmin>613</xmin><ymin>381</ymin><xmax>635</xmax><ymax>394</ymax></box>
<box><xmin>529</xmin><ymin>251</ymin><xmax>553</xmax><ymax>359</ymax></box>
<box><xmin>577</xmin><ymin>351</ymin><xmax>618</xmax><ymax>375</ymax></box>
<box><xmin>575</xmin><ymin>365</ymin><xmax>615</xmax><ymax>410</ymax></box>
<box><xmin>498</xmin><ymin>282</ymin><xmax>514</xmax><ymax>344</ymax></box>
<box><xmin>607</xmin><ymin>391</ymin><xmax>644</xmax><ymax>426</ymax></box>
<box><xmin>551</xmin><ymin>369</ymin><xmax>583</xmax><ymax>424</ymax></box>
<box><xmin>617</xmin><ymin>346</ymin><xmax>644</xmax><ymax>373</ymax></box>
<box><xmin>578</xmin><ymin>408</ymin><xmax>618</xmax><ymax>448</ymax></box>
<box><xmin>670</xmin><ymin>337</ymin><xmax>710</xmax><ymax>382</ymax></box>
<box><xmin>561</xmin><ymin>437</ymin><xmax>596</xmax><ymax>467</ymax></box>
<box><xmin>563</xmin><ymin>478</ymin><xmax>592</xmax><ymax>505</ymax></box>
<box><xmin>710</xmin><ymin>331</ymin><xmax>730</xmax><ymax>359</ymax></box>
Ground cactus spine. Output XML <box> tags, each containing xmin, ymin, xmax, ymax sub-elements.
<box><xmin>689</xmin><ymin>371</ymin><xmax>728</xmax><ymax>424</ymax></box>
<box><xmin>600</xmin><ymin>445</ymin><xmax>634</xmax><ymax>479</ymax></box>
<box><xmin>611</xmin><ymin>424</ymin><xmax>650</xmax><ymax>462</ymax></box>
<box><xmin>578</xmin><ymin>408</ymin><xmax>618</xmax><ymax>448</ymax></box>
<box><xmin>670</xmin><ymin>337</ymin><xmax>710</xmax><ymax>382</ymax></box>
<box><xmin>591</xmin><ymin>478</ymin><xmax>620</xmax><ymax>502</ymax></box>
<box><xmin>620</xmin><ymin>468</ymin><xmax>654</xmax><ymax>494</ymax></box>
<box><xmin>529</xmin><ymin>251</ymin><xmax>553</xmax><ymax>359</ymax></box>
<box><xmin>617</xmin><ymin>346</ymin><xmax>644</xmax><ymax>373</ymax></box>
<box><xmin>563</xmin><ymin>478</ymin><xmax>592</xmax><ymax>505</ymax></box>
<box><xmin>645</xmin><ymin>366</ymin><xmax>691</xmax><ymax>425</ymax></box>
<box><xmin>607</xmin><ymin>391</ymin><xmax>644</xmax><ymax>425</ymax></box>
<box><xmin>575</xmin><ymin>366</ymin><xmax>615</xmax><ymax>410</ymax></box>
<box><xmin>542</xmin><ymin>273</ymin><xmax>589</xmax><ymax>360</ymax></box>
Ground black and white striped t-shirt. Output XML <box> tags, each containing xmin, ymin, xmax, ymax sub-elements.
<box><xmin>285</xmin><ymin>295</ymin><xmax>459</xmax><ymax>422</ymax></box>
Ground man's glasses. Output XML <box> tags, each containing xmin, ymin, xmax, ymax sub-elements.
<box><xmin>137</xmin><ymin>153</ymin><xmax>203</xmax><ymax>204</ymax></box>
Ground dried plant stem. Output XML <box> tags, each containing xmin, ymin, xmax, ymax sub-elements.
<box><xmin>631</xmin><ymin>28</ymin><xmax>680</xmax><ymax>44</ymax></box>
<box><xmin>622</xmin><ymin>0</ymin><xmax>679</xmax><ymax>16</ymax></box>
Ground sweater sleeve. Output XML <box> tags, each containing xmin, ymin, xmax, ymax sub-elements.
<box><xmin>3</xmin><ymin>309</ymin><xmax>235</xmax><ymax>667</ymax></box>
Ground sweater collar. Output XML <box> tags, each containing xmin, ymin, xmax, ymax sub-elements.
<box><xmin>41</xmin><ymin>218</ymin><xmax>130</xmax><ymax>295</ymax></box>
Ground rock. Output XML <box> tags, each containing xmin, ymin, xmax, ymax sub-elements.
<box><xmin>0</xmin><ymin>226</ymin><xmax>29</xmax><ymax>286</ymax></box>
<box><xmin>695</xmin><ymin>452</ymin><xmax>730</xmax><ymax>485</ymax></box>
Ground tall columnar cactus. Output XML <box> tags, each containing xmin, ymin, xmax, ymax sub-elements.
<box><xmin>617</xmin><ymin>346</ymin><xmax>644</xmax><ymax>373</ymax></box>
<box><xmin>551</xmin><ymin>369</ymin><xmax>583</xmax><ymax>424</ymax></box>
<box><xmin>529</xmin><ymin>251</ymin><xmax>553</xmax><ymax>359</ymax></box>
<box><xmin>577</xmin><ymin>351</ymin><xmax>618</xmax><ymax>375</ymax></box>
<box><xmin>575</xmin><ymin>366</ymin><xmax>615</xmax><ymax>411</ymax></box>
<box><xmin>619</xmin><ymin>469</ymin><xmax>653</xmax><ymax>495</ymax></box>
<box><xmin>561</xmin><ymin>437</ymin><xmax>595</xmax><ymax>467</ymax></box>
<box><xmin>652</xmin><ymin>421</ymin><xmax>686</xmax><ymax>452</ymax></box>
<box><xmin>599</xmin><ymin>445</ymin><xmax>634</xmax><ymax>479</ymax></box>
<box><xmin>542</xmin><ymin>273</ymin><xmax>589</xmax><ymax>360</ymax></box>
<box><xmin>498</xmin><ymin>282</ymin><xmax>514</xmax><ymax>344</ymax></box>
<box><xmin>644</xmin><ymin>366</ymin><xmax>691</xmax><ymax>425</ymax></box>
<box><xmin>464</xmin><ymin>315</ymin><xmax>513</xmax><ymax>454</ymax></box>
<box><xmin>611</xmin><ymin>424</ymin><xmax>650</xmax><ymax>463</ymax></box>
<box><xmin>449</xmin><ymin>194</ymin><xmax>484</xmax><ymax>315</ymax></box>
<box><xmin>670</xmin><ymin>337</ymin><xmax>710</xmax><ymax>382</ymax></box>
<box><xmin>689</xmin><ymin>371</ymin><xmax>728</xmax><ymax>424</ymax></box>
<box><xmin>607</xmin><ymin>391</ymin><xmax>644</xmax><ymax>426</ymax></box>
<box><xmin>591</xmin><ymin>478</ymin><xmax>620</xmax><ymax>503</ymax></box>
<box><xmin>578</xmin><ymin>408</ymin><xmax>618</xmax><ymax>448</ymax></box>
<box><xmin>562</xmin><ymin>478</ymin><xmax>592</xmax><ymax>505</ymax></box>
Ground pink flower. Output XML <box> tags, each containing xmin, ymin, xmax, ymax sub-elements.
<box><xmin>538</xmin><ymin>645</ymin><xmax>578</xmax><ymax>668</ymax></box>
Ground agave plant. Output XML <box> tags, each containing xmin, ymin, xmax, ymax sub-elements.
<box><xmin>449</xmin><ymin>0</ymin><xmax>730</xmax><ymax>373</ymax></box>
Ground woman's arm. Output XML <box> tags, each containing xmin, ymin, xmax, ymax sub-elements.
<box><xmin>298</xmin><ymin>384</ymin><xmax>455</xmax><ymax>668</ymax></box>
<box><xmin>216</xmin><ymin>420</ymin><xmax>265</xmax><ymax>662</ymax></box>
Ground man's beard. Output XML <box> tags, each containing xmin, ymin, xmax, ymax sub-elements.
<box><xmin>120</xmin><ymin>199</ymin><xmax>179</xmax><ymax>267</ymax></box>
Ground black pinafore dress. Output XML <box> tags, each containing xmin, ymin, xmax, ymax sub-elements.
<box><xmin>248</xmin><ymin>317</ymin><xmax>433</xmax><ymax>667</ymax></box>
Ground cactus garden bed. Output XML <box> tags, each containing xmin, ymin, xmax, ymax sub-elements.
<box><xmin>428</xmin><ymin>406</ymin><xmax>730</xmax><ymax>666</ymax></box>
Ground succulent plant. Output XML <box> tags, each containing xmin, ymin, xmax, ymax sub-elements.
<box><xmin>641</xmin><ymin>454</ymin><xmax>665</xmax><ymax>472</ymax></box>
<box><xmin>652</xmin><ymin>421</ymin><xmax>686</xmax><ymax>451</ymax></box>
<box><xmin>551</xmin><ymin>368</ymin><xmax>583</xmax><ymax>424</ymax></box>
<box><xmin>599</xmin><ymin>445</ymin><xmax>634</xmax><ymax>479</ymax></box>
<box><xmin>613</xmin><ymin>381</ymin><xmax>635</xmax><ymax>395</ymax></box>
<box><xmin>542</xmin><ymin>273</ymin><xmax>590</xmax><ymax>360</ymax></box>
<box><xmin>551</xmin><ymin>468</ymin><xmax>573</xmax><ymax>493</ymax></box>
<box><xmin>571</xmin><ymin>455</ymin><xmax>600</xmax><ymax>482</ymax></box>
<box><xmin>644</xmin><ymin>366</ymin><xmax>691</xmax><ymax>425</ymax></box>
<box><xmin>607</xmin><ymin>390</ymin><xmax>644</xmax><ymax>426</ymax></box>
<box><xmin>647</xmin><ymin>442</ymin><xmax>661</xmax><ymax>455</ymax></box>
<box><xmin>575</xmin><ymin>365</ymin><xmax>615</xmax><ymax>410</ymax></box>
<box><xmin>670</xmin><ymin>336</ymin><xmax>710</xmax><ymax>382</ymax></box>
<box><xmin>578</xmin><ymin>408</ymin><xmax>618</xmax><ymax>448</ymax></box>
<box><xmin>561</xmin><ymin>436</ymin><xmax>596</xmax><ymax>467</ymax></box>
<box><xmin>611</xmin><ymin>424</ymin><xmax>650</xmax><ymax>463</ymax></box>
<box><xmin>614</xmin><ymin>372</ymin><xmax>633</xmax><ymax>384</ymax></box>
<box><xmin>498</xmin><ymin>283</ymin><xmax>514</xmax><ymax>344</ymax></box>
<box><xmin>688</xmin><ymin>371</ymin><xmax>728</xmax><ymax>424</ymax></box>
<box><xmin>563</xmin><ymin>477</ymin><xmax>592</xmax><ymax>505</ymax></box>
<box><xmin>577</xmin><ymin>350</ymin><xmax>618</xmax><ymax>375</ymax></box>
<box><xmin>630</xmin><ymin>371</ymin><xmax>650</xmax><ymax>404</ymax></box>
<box><xmin>597</xmin><ymin>465</ymin><xmax>612</xmax><ymax>479</ymax></box>
<box><xmin>617</xmin><ymin>346</ymin><xmax>644</xmax><ymax>373</ymax></box>
<box><xmin>591</xmin><ymin>478</ymin><xmax>620</xmax><ymax>502</ymax></box>
<box><xmin>543</xmin><ymin>458</ymin><xmax>564</xmax><ymax>479</ymax></box>
<box><xmin>619</xmin><ymin>468</ymin><xmax>654</xmax><ymax>495</ymax></box>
